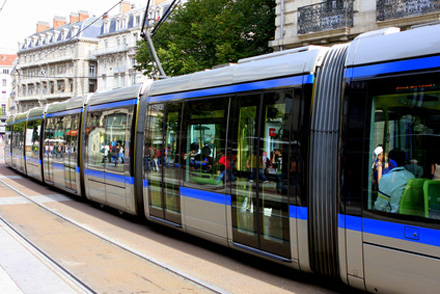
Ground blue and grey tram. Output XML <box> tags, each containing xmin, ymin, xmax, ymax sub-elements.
<box><xmin>4</xmin><ymin>25</ymin><xmax>440</xmax><ymax>293</ymax></box>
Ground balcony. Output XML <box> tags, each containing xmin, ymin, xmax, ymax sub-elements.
<box><xmin>377</xmin><ymin>0</ymin><xmax>440</xmax><ymax>21</ymax></box>
<box><xmin>298</xmin><ymin>0</ymin><xmax>354</xmax><ymax>34</ymax></box>
<box><xmin>92</xmin><ymin>45</ymin><xmax>131</xmax><ymax>57</ymax></box>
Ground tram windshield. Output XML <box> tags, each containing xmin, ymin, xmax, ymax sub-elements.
<box><xmin>368</xmin><ymin>75</ymin><xmax>440</xmax><ymax>219</ymax></box>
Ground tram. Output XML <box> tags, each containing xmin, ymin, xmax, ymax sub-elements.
<box><xmin>5</xmin><ymin>24</ymin><xmax>440</xmax><ymax>293</ymax></box>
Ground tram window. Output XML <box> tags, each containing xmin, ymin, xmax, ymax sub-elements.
<box><xmin>367</xmin><ymin>74</ymin><xmax>440</xmax><ymax>220</ymax></box>
<box><xmin>44</xmin><ymin>118</ymin><xmax>56</xmax><ymax>157</ymax></box>
<box><xmin>5</xmin><ymin>125</ymin><xmax>11</xmax><ymax>146</ymax></box>
<box><xmin>263</xmin><ymin>90</ymin><xmax>304</xmax><ymax>204</ymax></box>
<box><xmin>53</xmin><ymin>117</ymin><xmax>64</xmax><ymax>161</ymax></box>
<box><xmin>105</xmin><ymin>111</ymin><xmax>130</xmax><ymax>169</ymax></box>
<box><xmin>84</xmin><ymin>111</ymin><xmax>105</xmax><ymax>167</ymax></box>
<box><xmin>13</xmin><ymin>122</ymin><xmax>25</xmax><ymax>150</ymax></box>
<box><xmin>181</xmin><ymin>97</ymin><xmax>229</xmax><ymax>190</ymax></box>
<box><xmin>26</xmin><ymin>120</ymin><xmax>41</xmax><ymax>159</ymax></box>
<box><xmin>66</xmin><ymin>115</ymin><xmax>79</xmax><ymax>156</ymax></box>
<box><xmin>144</xmin><ymin>103</ymin><xmax>164</xmax><ymax>172</ymax></box>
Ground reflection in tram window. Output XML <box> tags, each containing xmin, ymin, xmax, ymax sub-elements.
<box><xmin>85</xmin><ymin>111</ymin><xmax>105</xmax><ymax>167</ymax></box>
<box><xmin>106</xmin><ymin>112</ymin><xmax>128</xmax><ymax>169</ymax></box>
<box><xmin>26</xmin><ymin>119</ymin><xmax>41</xmax><ymax>158</ymax></box>
<box><xmin>367</xmin><ymin>74</ymin><xmax>440</xmax><ymax>219</ymax></box>
<box><xmin>146</xmin><ymin>103</ymin><xmax>165</xmax><ymax>212</ymax></box>
<box><xmin>229</xmin><ymin>88</ymin><xmax>305</xmax><ymax>259</ymax></box>
<box><xmin>182</xmin><ymin>98</ymin><xmax>229</xmax><ymax>191</ymax></box>
<box><xmin>145</xmin><ymin>103</ymin><xmax>182</xmax><ymax>224</ymax></box>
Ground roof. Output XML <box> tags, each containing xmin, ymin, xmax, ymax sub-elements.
<box><xmin>20</xmin><ymin>17</ymin><xmax>103</xmax><ymax>51</ymax></box>
<box><xmin>0</xmin><ymin>54</ymin><xmax>18</xmax><ymax>66</ymax></box>
<box><xmin>346</xmin><ymin>24</ymin><xmax>440</xmax><ymax>67</ymax></box>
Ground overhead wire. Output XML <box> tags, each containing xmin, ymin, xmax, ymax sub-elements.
<box><xmin>18</xmin><ymin>0</ymin><xmax>123</xmax><ymax>74</ymax></box>
<box><xmin>140</xmin><ymin>0</ymin><xmax>181</xmax><ymax>79</ymax></box>
<box><xmin>150</xmin><ymin>0</ymin><xmax>180</xmax><ymax>36</ymax></box>
<box><xmin>0</xmin><ymin>0</ymin><xmax>8</xmax><ymax>15</ymax></box>
<box><xmin>16</xmin><ymin>0</ymin><xmax>180</xmax><ymax>85</ymax></box>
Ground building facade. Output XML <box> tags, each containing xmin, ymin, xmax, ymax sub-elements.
<box><xmin>0</xmin><ymin>54</ymin><xmax>17</xmax><ymax>128</ymax></box>
<box><xmin>270</xmin><ymin>0</ymin><xmax>440</xmax><ymax>50</ymax></box>
<box><xmin>11</xmin><ymin>0</ymin><xmax>177</xmax><ymax>112</ymax></box>
<box><xmin>13</xmin><ymin>12</ymin><xmax>102</xmax><ymax>112</ymax></box>
<box><xmin>94</xmin><ymin>0</ymin><xmax>173</xmax><ymax>91</ymax></box>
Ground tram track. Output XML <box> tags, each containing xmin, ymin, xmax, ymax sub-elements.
<box><xmin>0</xmin><ymin>214</ymin><xmax>98</xmax><ymax>294</ymax></box>
<box><xmin>0</xmin><ymin>178</ymin><xmax>224</xmax><ymax>294</ymax></box>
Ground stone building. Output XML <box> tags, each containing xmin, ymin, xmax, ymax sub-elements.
<box><xmin>14</xmin><ymin>12</ymin><xmax>102</xmax><ymax>112</ymax></box>
<box><xmin>270</xmin><ymin>0</ymin><xmax>440</xmax><ymax>50</ymax></box>
<box><xmin>11</xmin><ymin>0</ymin><xmax>181</xmax><ymax>112</ymax></box>
<box><xmin>0</xmin><ymin>54</ymin><xmax>17</xmax><ymax>127</ymax></box>
<box><xmin>94</xmin><ymin>0</ymin><xmax>174</xmax><ymax>91</ymax></box>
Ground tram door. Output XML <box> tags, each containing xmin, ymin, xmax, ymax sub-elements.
<box><xmin>63</xmin><ymin>115</ymin><xmax>79</xmax><ymax>191</ymax></box>
<box><xmin>229</xmin><ymin>91</ymin><xmax>293</xmax><ymax>259</ymax></box>
<box><xmin>43</xmin><ymin>118</ymin><xmax>55</xmax><ymax>184</ymax></box>
<box><xmin>145</xmin><ymin>103</ymin><xmax>182</xmax><ymax>225</ymax></box>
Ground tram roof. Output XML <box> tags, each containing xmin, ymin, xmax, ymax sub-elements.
<box><xmin>87</xmin><ymin>83</ymin><xmax>143</xmax><ymax>106</ymax></box>
<box><xmin>28</xmin><ymin>106</ymin><xmax>46</xmax><ymax>119</ymax></box>
<box><xmin>148</xmin><ymin>46</ymin><xmax>329</xmax><ymax>97</ymax></box>
<box><xmin>6</xmin><ymin>115</ymin><xmax>15</xmax><ymax>124</ymax></box>
<box><xmin>46</xmin><ymin>96</ymin><xmax>84</xmax><ymax>114</ymax></box>
<box><xmin>346</xmin><ymin>24</ymin><xmax>440</xmax><ymax>67</ymax></box>
<box><xmin>13</xmin><ymin>112</ymin><xmax>27</xmax><ymax>122</ymax></box>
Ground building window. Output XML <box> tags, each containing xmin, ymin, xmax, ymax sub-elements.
<box><xmin>89</xmin><ymin>64</ymin><xmax>96</xmax><ymax>77</ymax></box>
<box><xmin>89</xmin><ymin>81</ymin><xmax>96</xmax><ymax>93</ymax></box>
<box><xmin>3</xmin><ymin>69</ymin><xmax>9</xmax><ymax>74</ymax></box>
<box><xmin>1</xmin><ymin>104</ymin><xmax>6</xmax><ymax>115</ymax></box>
<box><xmin>2</xmin><ymin>79</ymin><xmax>6</xmax><ymax>87</ymax></box>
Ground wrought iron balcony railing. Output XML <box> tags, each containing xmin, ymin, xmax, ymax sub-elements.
<box><xmin>298</xmin><ymin>0</ymin><xmax>354</xmax><ymax>34</ymax></box>
<box><xmin>377</xmin><ymin>0</ymin><xmax>440</xmax><ymax>21</ymax></box>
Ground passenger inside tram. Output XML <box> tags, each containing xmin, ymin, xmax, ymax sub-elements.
<box><xmin>374</xmin><ymin>149</ymin><xmax>415</xmax><ymax>213</ymax></box>
<box><xmin>368</xmin><ymin>76</ymin><xmax>440</xmax><ymax>219</ymax></box>
<box><xmin>431</xmin><ymin>158</ymin><xmax>440</xmax><ymax>180</ymax></box>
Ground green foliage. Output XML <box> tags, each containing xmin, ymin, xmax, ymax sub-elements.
<box><xmin>135</xmin><ymin>0</ymin><xmax>276</xmax><ymax>77</ymax></box>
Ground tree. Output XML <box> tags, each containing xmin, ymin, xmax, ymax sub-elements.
<box><xmin>135</xmin><ymin>0</ymin><xmax>276</xmax><ymax>77</ymax></box>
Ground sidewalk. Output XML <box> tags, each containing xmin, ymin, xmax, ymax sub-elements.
<box><xmin>0</xmin><ymin>224</ymin><xmax>25</xmax><ymax>294</ymax></box>
<box><xmin>0</xmin><ymin>222</ymin><xmax>85</xmax><ymax>294</ymax></box>
<box><xmin>0</xmin><ymin>141</ymin><xmax>83</xmax><ymax>294</ymax></box>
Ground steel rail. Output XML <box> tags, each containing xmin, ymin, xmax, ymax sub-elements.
<box><xmin>0</xmin><ymin>211</ymin><xmax>98</xmax><ymax>294</ymax></box>
<box><xmin>0</xmin><ymin>177</ymin><xmax>227</xmax><ymax>294</ymax></box>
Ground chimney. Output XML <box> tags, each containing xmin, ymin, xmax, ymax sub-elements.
<box><xmin>79</xmin><ymin>10</ymin><xmax>89</xmax><ymax>21</ymax></box>
<box><xmin>36</xmin><ymin>21</ymin><xmax>50</xmax><ymax>33</ymax></box>
<box><xmin>53</xmin><ymin>16</ymin><xmax>67</xmax><ymax>28</ymax></box>
<box><xmin>70</xmin><ymin>12</ymin><xmax>80</xmax><ymax>23</ymax></box>
<box><xmin>120</xmin><ymin>1</ymin><xmax>131</xmax><ymax>14</ymax></box>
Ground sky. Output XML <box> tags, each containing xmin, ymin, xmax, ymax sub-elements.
<box><xmin>0</xmin><ymin>0</ymin><xmax>146</xmax><ymax>54</ymax></box>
